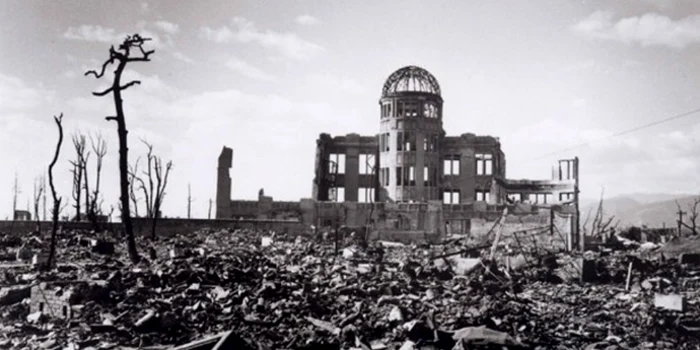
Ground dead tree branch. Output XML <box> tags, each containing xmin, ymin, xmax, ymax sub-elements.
<box><xmin>70</xmin><ymin>133</ymin><xmax>88</xmax><ymax>221</ymax></box>
<box><xmin>85</xmin><ymin>34</ymin><xmax>154</xmax><ymax>264</ymax></box>
<box><xmin>33</xmin><ymin>176</ymin><xmax>45</xmax><ymax>233</ymax></box>
<box><xmin>135</xmin><ymin>140</ymin><xmax>173</xmax><ymax>239</ymax></box>
<box><xmin>86</xmin><ymin>132</ymin><xmax>107</xmax><ymax>229</ymax></box>
<box><xmin>47</xmin><ymin>113</ymin><xmax>64</xmax><ymax>269</ymax></box>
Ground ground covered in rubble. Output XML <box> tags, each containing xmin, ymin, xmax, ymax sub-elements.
<box><xmin>1</xmin><ymin>228</ymin><xmax>700</xmax><ymax>349</ymax></box>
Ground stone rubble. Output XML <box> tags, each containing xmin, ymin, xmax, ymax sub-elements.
<box><xmin>0</xmin><ymin>228</ymin><xmax>699</xmax><ymax>349</ymax></box>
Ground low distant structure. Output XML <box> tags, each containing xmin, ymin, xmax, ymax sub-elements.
<box><xmin>215</xmin><ymin>66</ymin><xmax>581</xmax><ymax>248</ymax></box>
<box><xmin>13</xmin><ymin>210</ymin><xmax>31</xmax><ymax>221</ymax></box>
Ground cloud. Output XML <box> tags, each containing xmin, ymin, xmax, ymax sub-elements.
<box><xmin>64</xmin><ymin>25</ymin><xmax>126</xmax><ymax>43</ymax></box>
<box><xmin>503</xmin><ymin>118</ymin><xmax>700</xmax><ymax>197</ymax></box>
<box><xmin>154</xmin><ymin>20</ymin><xmax>179</xmax><ymax>35</ymax></box>
<box><xmin>573</xmin><ymin>11</ymin><xmax>700</xmax><ymax>49</ymax></box>
<box><xmin>295</xmin><ymin>14</ymin><xmax>320</xmax><ymax>26</ymax></box>
<box><xmin>307</xmin><ymin>73</ymin><xmax>366</xmax><ymax>94</ymax></box>
<box><xmin>225</xmin><ymin>57</ymin><xmax>276</xmax><ymax>81</ymax></box>
<box><xmin>201</xmin><ymin>17</ymin><xmax>324</xmax><ymax>60</ymax></box>
<box><xmin>172</xmin><ymin>51</ymin><xmax>195</xmax><ymax>64</ymax></box>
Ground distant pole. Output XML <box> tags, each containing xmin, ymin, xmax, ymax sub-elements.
<box><xmin>574</xmin><ymin>157</ymin><xmax>582</xmax><ymax>252</ymax></box>
<box><xmin>678</xmin><ymin>210</ymin><xmax>686</xmax><ymax>236</ymax></box>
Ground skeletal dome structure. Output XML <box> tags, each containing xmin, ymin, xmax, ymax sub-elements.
<box><xmin>378</xmin><ymin>66</ymin><xmax>444</xmax><ymax>202</ymax></box>
<box><xmin>382</xmin><ymin>65</ymin><xmax>442</xmax><ymax>97</ymax></box>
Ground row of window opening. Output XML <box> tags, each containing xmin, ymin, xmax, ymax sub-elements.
<box><xmin>381</xmin><ymin>101</ymin><xmax>439</xmax><ymax>119</ymax></box>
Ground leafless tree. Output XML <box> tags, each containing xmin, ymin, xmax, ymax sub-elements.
<box><xmin>47</xmin><ymin>113</ymin><xmax>64</xmax><ymax>269</ymax></box>
<box><xmin>86</xmin><ymin>133</ymin><xmax>107</xmax><ymax>229</ymax></box>
<box><xmin>675</xmin><ymin>197</ymin><xmax>700</xmax><ymax>236</ymax></box>
<box><xmin>33</xmin><ymin>176</ymin><xmax>45</xmax><ymax>233</ymax></box>
<box><xmin>133</xmin><ymin>140</ymin><xmax>172</xmax><ymax>239</ymax></box>
<box><xmin>69</xmin><ymin>132</ymin><xmax>89</xmax><ymax>222</ymax></box>
<box><xmin>187</xmin><ymin>183</ymin><xmax>194</xmax><ymax>219</ymax></box>
<box><xmin>128</xmin><ymin>158</ymin><xmax>141</xmax><ymax>217</ymax></box>
<box><xmin>12</xmin><ymin>172</ymin><xmax>20</xmax><ymax>220</ymax></box>
<box><xmin>584</xmin><ymin>189</ymin><xmax>618</xmax><ymax>240</ymax></box>
<box><xmin>42</xmin><ymin>181</ymin><xmax>47</xmax><ymax>221</ymax></box>
<box><xmin>107</xmin><ymin>205</ymin><xmax>115</xmax><ymax>223</ymax></box>
<box><xmin>85</xmin><ymin>34</ymin><xmax>154</xmax><ymax>263</ymax></box>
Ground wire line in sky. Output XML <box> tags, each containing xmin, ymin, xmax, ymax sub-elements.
<box><xmin>532</xmin><ymin>106</ymin><xmax>700</xmax><ymax>160</ymax></box>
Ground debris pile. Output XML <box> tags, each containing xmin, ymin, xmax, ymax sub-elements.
<box><xmin>0</xmin><ymin>227</ymin><xmax>699</xmax><ymax>349</ymax></box>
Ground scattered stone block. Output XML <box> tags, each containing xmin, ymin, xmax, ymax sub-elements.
<box><xmin>502</xmin><ymin>254</ymin><xmax>528</xmax><ymax>271</ymax></box>
<box><xmin>169</xmin><ymin>247</ymin><xmax>183</xmax><ymax>259</ymax></box>
<box><xmin>654</xmin><ymin>293</ymin><xmax>684</xmax><ymax>312</ymax></box>
<box><xmin>0</xmin><ymin>285</ymin><xmax>31</xmax><ymax>306</ymax></box>
<box><xmin>680</xmin><ymin>253</ymin><xmax>700</xmax><ymax>266</ymax></box>
<box><xmin>90</xmin><ymin>240</ymin><xmax>115</xmax><ymax>255</ymax></box>
<box><xmin>261</xmin><ymin>236</ymin><xmax>273</xmax><ymax>247</ymax></box>
<box><xmin>581</xmin><ymin>259</ymin><xmax>598</xmax><ymax>282</ymax></box>
<box><xmin>447</xmin><ymin>257</ymin><xmax>481</xmax><ymax>276</ymax></box>
<box><xmin>16</xmin><ymin>245</ymin><xmax>33</xmax><ymax>261</ymax></box>
<box><xmin>342</xmin><ymin>247</ymin><xmax>355</xmax><ymax>259</ymax></box>
<box><xmin>32</xmin><ymin>252</ymin><xmax>50</xmax><ymax>268</ymax></box>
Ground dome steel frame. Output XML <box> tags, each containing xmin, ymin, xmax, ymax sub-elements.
<box><xmin>381</xmin><ymin>66</ymin><xmax>441</xmax><ymax>97</ymax></box>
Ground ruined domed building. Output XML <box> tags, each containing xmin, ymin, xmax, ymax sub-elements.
<box><xmin>217</xmin><ymin>66</ymin><xmax>580</xmax><ymax>249</ymax></box>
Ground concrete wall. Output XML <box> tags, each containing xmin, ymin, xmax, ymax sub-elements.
<box><xmin>0</xmin><ymin>218</ymin><xmax>309</xmax><ymax>238</ymax></box>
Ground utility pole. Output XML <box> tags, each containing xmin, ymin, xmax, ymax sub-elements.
<box><xmin>677</xmin><ymin>209</ymin><xmax>687</xmax><ymax>237</ymax></box>
<box><xmin>574</xmin><ymin>157</ymin><xmax>582</xmax><ymax>252</ymax></box>
<box><xmin>208</xmin><ymin>198</ymin><xmax>212</xmax><ymax>220</ymax></box>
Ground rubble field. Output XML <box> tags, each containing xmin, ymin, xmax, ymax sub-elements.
<box><xmin>1</xmin><ymin>228</ymin><xmax>700</xmax><ymax>350</ymax></box>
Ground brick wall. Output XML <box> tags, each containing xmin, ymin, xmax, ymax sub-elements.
<box><xmin>30</xmin><ymin>283</ymin><xmax>73</xmax><ymax>319</ymax></box>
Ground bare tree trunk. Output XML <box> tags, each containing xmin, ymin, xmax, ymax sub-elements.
<box><xmin>86</xmin><ymin>34</ymin><xmax>154</xmax><ymax>264</ymax></box>
<box><xmin>187</xmin><ymin>183</ymin><xmax>193</xmax><ymax>219</ymax></box>
<box><xmin>47</xmin><ymin>113</ymin><xmax>64</xmax><ymax>269</ymax></box>
<box><xmin>134</xmin><ymin>140</ymin><xmax>172</xmax><ymax>240</ymax></box>
<box><xmin>88</xmin><ymin>133</ymin><xmax>107</xmax><ymax>231</ymax></box>
<box><xmin>42</xmin><ymin>176</ymin><xmax>47</xmax><ymax>221</ymax></box>
<box><xmin>70</xmin><ymin>133</ymin><xmax>89</xmax><ymax>222</ymax></box>
<box><xmin>12</xmin><ymin>173</ymin><xmax>19</xmax><ymax>220</ymax></box>
<box><xmin>114</xmin><ymin>66</ymin><xmax>140</xmax><ymax>262</ymax></box>
<box><xmin>33</xmin><ymin>176</ymin><xmax>44</xmax><ymax>234</ymax></box>
<box><xmin>208</xmin><ymin>198</ymin><xmax>212</xmax><ymax>220</ymax></box>
<box><xmin>128</xmin><ymin>158</ymin><xmax>141</xmax><ymax>218</ymax></box>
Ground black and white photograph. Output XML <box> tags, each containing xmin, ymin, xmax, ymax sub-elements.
<box><xmin>1</xmin><ymin>0</ymin><xmax>700</xmax><ymax>349</ymax></box>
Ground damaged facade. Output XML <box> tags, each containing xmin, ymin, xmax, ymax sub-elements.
<box><xmin>216</xmin><ymin>66</ymin><xmax>580</xmax><ymax>247</ymax></box>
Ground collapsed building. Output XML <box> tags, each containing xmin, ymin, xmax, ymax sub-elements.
<box><xmin>216</xmin><ymin>66</ymin><xmax>581</xmax><ymax>249</ymax></box>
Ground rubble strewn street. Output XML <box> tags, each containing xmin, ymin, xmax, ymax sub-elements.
<box><xmin>1</xmin><ymin>228</ymin><xmax>700</xmax><ymax>350</ymax></box>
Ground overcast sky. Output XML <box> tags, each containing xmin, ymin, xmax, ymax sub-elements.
<box><xmin>1</xmin><ymin>0</ymin><xmax>700</xmax><ymax>219</ymax></box>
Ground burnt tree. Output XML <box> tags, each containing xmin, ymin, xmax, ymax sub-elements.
<box><xmin>85</xmin><ymin>34</ymin><xmax>154</xmax><ymax>263</ymax></box>
<box><xmin>32</xmin><ymin>176</ymin><xmax>45</xmax><ymax>233</ymax></box>
<box><xmin>187</xmin><ymin>183</ymin><xmax>194</xmax><ymax>219</ymax></box>
<box><xmin>134</xmin><ymin>140</ymin><xmax>172</xmax><ymax>239</ymax></box>
<box><xmin>208</xmin><ymin>198</ymin><xmax>212</xmax><ymax>220</ymax></box>
<box><xmin>86</xmin><ymin>133</ymin><xmax>107</xmax><ymax>229</ymax></box>
<box><xmin>47</xmin><ymin>113</ymin><xmax>64</xmax><ymax>269</ymax></box>
<box><xmin>128</xmin><ymin>158</ymin><xmax>141</xmax><ymax>218</ymax></box>
<box><xmin>12</xmin><ymin>173</ymin><xmax>20</xmax><ymax>220</ymax></box>
<box><xmin>69</xmin><ymin>132</ymin><xmax>88</xmax><ymax>222</ymax></box>
<box><xmin>675</xmin><ymin>197</ymin><xmax>700</xmax><ymax>236</ymax></box>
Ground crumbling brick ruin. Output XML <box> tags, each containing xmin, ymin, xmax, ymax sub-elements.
<box><xmin>216</xmin><ymin>66</ymin><xmax>581</xmax><ymax>248</ymax></box>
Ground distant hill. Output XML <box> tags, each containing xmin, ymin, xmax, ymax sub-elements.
<box><xmin>580</xmin><ymin>193</ymin><xmax>699</xmax><ymax>229</ymax></box>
